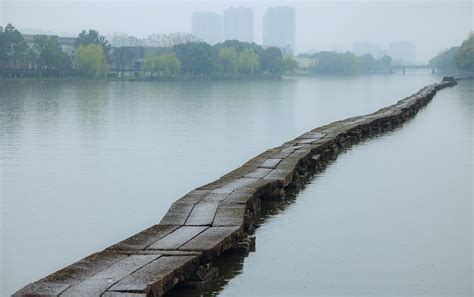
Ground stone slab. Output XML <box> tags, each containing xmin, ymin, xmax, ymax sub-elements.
<box><xmin>61</xmin><ymin>255</ymin><xmax>160</xmax><ymax>296</ymax></box>
<box><xmin>108</xmin><ymin>255</ymin><xmax>199</xmax><ymax>296</ymax></box>
<box><xmin>159</xmin><ymin>203</ymin><xmax>194</xmax><ymax>225</ymax></box>
<box><xmin>199</xmin><ymin>191</ymin><xmax>231</xmax><ymax>203</ymax></box>
<box><xmin>242</xmin><ymin>148</ymin><xmax>280</xmax><ymax>167</ymax></box>
<box><xmin>13</xmin><ymin>283</ymin><xmax>71</xmax><ymax>296</ymax></box>
<box><xmin>297</xmin><ymin>132</ymin><xmax>327</xmax><ymax>139</ymax></box>
<box><xmin>263</xmin><ymin>169</ymin><xmax>293</xmax><ymax>186</ymax></box>
<box><xmin>212</xmin><ymin>177</ymin><xmax>259</xmax><ymax>194</ymax></box>
<box><xmin>243</xmin><ymin>167</ymin><xmax>273</xmax><ymax>179</ymax></box>
<box><xmin>213</xmin><ymin>204</ymin><xmax>247</xmax><ymax>226</ymax></box>
<box><xmin>259</xmin><ymin>158</ymin><xmax>282</xmax><ymax>169</ymax></box>
<box><xmin>107</xmin><ymin>225</ymin><xmax>179</xmax><ymax>251</ymax></box>
<box><xmin>276</xmin><ymin>158</ymin><xmax>300</xmax><ymax>172</ymax></box>
<box><xmin>179</xmin><ymin>226</ymin><xmax>241</xmax><ymax>251</ymax></box>
<box><xmin>221</xmin><ymin>188</ymin><xmax>256</xmax><ymax>204</ymax></box>
<box><xmin>103</xmin><ymin>292</ymin><xmax>147</xmax><ymax>297</ymax></box>
<box><xmin>14</xmin><ymin>252</ymin><xmax>128</xmax><ymax>296</ymax></box>
<box><xmin>185</xmin><ymin>203</ymin><xmax>219</xmax><ymax>226</ymax></box>
<box><xmin>271</xmin><ymin>147</ymin><xmax>297</xmax><ymax>159</ymax></box>
<box><xmin>174</xmin><ymin>189</ymin><xmax>211</xmax><ymax>204</ymax></box>
<box><xmin>148</xmin><ymin>226</ymin><xmax>208</xmax><ymax>250</ymax></box>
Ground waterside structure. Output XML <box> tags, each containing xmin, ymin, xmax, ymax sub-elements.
<box><xmin>14</xmin><ymin>77</ymin><xmax>457</xmax><ymax>297</ymax></box>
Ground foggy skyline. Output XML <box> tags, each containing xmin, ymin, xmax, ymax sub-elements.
<box><xmin>1</xmin><ymin>0</ymin><xmax>472</xmax><ymax>62</ymax></box>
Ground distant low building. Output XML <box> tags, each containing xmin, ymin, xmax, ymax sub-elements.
<box><xmin>389</xmin><ymin>41</ymin><xmax>416</xmax><ymax>64</ymax></box>
<box><xmin>295</xmin><ymin>57</ymin><xmax>317</xmax><ymax>69</ymax></box>
<box><xmin>22</xmin><ymin>34</ymin><xmax>77</xmax><ymax>54</ymax></box>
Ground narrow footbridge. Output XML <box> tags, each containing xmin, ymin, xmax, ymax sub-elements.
<box><xmin>14</xmin><ymin>78</ymin><xmax>457</xmax><ymax>297</ymax></box>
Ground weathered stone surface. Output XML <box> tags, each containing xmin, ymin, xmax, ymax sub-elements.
<box><xmin>295</xmin><ymin>137</ymin><xmax>321</xmax><ymax>144</ymax></box>
<box><xmin>13</xmin><ymin>282</ymin><xmax>71</xmax><ymax>296</ymax></box>
<box><xmin>259</xmin><ymin>158</ymin><xmax>282</xmax><ymax>169</ymax></box>
<box><xmin>199</xmin><ymin>191</ymin><xmax>232</xmax><ymax>203</ymax></box>
<box><xmin>242</xmin><ymin>148</ymin><xmax>280</xmax><ymax>167</ymax></box>
<box><xmin>243</xmin><ymin>167</ymin><xmax>273</xmax><ymax>179</ymax></box>
<box><xmin>148</xmin><ymin>226</ymin><xmax>208</xmax><ymax>250</ymax></box>
<box><xmin>103</xmin><ymin>292</ymin><xmax>147</xmax><ymax>297</ymax></box>
<box><xmin>179</xmin><ymin>226</ymin><xmax>241</xmax><ymax>251</ymax></box>
<box><xmin>107</xmin><ymin>225</ymin><xmax>179</xmax><ymax>251</ymax></box>
<box><xmin>276</xmin><ymin>157</ymin><xmax>300</xmax><ymax>172</ymax></box>
<box><xmin>14</xmin><ymin>252</ymin><xmax>128</xmax><ymax>296</ymax></box>
<box><xmin>108</xmin><ymin>255</ymin><xmax>199</xmax><ymax>296</ymax></box>
<box><xmin>185</xmin><ymin>203</ymin><xmax>219</xmax><ymax>226</ymax></box>
<box><xmin>174</xmin><ymin>189</ymin><xmax>211</xmax><ymax>204</ymax></box>
<box><xmin>243</xmin><ymin>178</ymin><xmax>280</xmax><ymax>197</ymax></box>
<box><xmin>289</xmin><ymin>148</ymin><xmax>313</xmax><ymax>161</ymax></box>
<box><xmin>217</xmin><ymin>166</ymin><xmax>255</xmax><ymax>183</ymax></box>
<box><xmin>107</xmin><ymin>249</ymin><xmax>201</xmax><ymax>257</ymax></box>
<box><xmin>221</xmin><ymin>188</ymin><xmax>256</xmax><ymax>205</ymax></box>
<box><xmin>61</xmin><ymin>255</ymin><xmax>160</xmax><ymax>296</ymax></box>
<box><xmin>213</xmin><ymin>204</ymin><xmax>247</xmax><ymax>226</ymax></box>
<box><xmin>159</xmin><ymin>202</ymin><xmax>194</xmax><ymax>225</ymax></box>
<box><xmin>297</xmin><ymin>132</ymin><xmax>327</xmax><ymax>139</ymax></box>
<box><xmin>271</xmin><ymin>147</ymin><xmax>297</xmax><ymax>159</ymax></box>
<box><xmin>263</xmin><ymin>169</ymin><xmax>294</xmax><ymax>186</ymax></box>
<box><xmin>212</xmin><ymin>177</ymin><xmax>259</xmax><ymax>194</ymax></box>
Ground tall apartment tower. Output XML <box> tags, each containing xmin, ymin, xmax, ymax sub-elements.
<box><xmin>191</xmin><ymin>12</ymin><xmax>223</xmax><ymax>45</ymax></box>
<box><xmin>223</xmin><ymin>7</ymin><xmax>254</xmax><ymax>42</ymax></box>
<box><xmin>262</xmin><ymin>7</ymin><xmax>295</xmax><ymax>53</ymax></box>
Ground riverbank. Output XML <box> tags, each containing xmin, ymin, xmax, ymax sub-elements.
<box><xmin>0</xmin><ymin>74</ymin><xmax>282</xmax><ymax>82</ymax></box>
<box><xmin>14</xmin><ymin>77</ymin><xmax>457</xmax><ymax>297</ymax></box>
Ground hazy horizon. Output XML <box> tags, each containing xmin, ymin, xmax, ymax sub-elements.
<box><xmin>1</xmin><ymin>0</ymin><xmax>472</xmax><ymax>62</ymax></box>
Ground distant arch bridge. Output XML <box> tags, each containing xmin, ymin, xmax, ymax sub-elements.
<box><xmin>390</xmin><ymin>64</ymin><xmax>436</xmax><ymax>74</ymax></box>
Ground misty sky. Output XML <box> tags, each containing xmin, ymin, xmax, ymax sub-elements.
<box><xmin>1</xmin><ymin>0</ymin><xmax>472</xmax><ymax>62</ymax></box>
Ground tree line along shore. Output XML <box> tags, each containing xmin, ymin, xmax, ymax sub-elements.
<box><xmin>1</xmin><ymin>24</ymin><xmax>472</xmax><ymax>80</ymax></box>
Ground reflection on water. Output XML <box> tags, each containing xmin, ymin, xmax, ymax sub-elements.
<box><xmin>1</xmin><ymin>74</ymin><xmax>449</xmax><ymax>295</ymax></box>
<box><xmin>171</xmin><ymin>80</ymin><xmax>473</xmax><ymax>297</ymax></box>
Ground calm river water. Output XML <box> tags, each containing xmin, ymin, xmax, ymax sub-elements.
<box><xmin>0</xmin><ymin>73</ymin><xmax>471</xmax><ymax>296</ymax></box>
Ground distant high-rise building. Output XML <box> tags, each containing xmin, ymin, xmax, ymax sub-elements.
<box><xmin>262</xmin><ymin>7</ymin><xmax>295</xmax><ymax>53</ymax></box>
<box><xmin>352</xmin><ymin>41</ymin><xmax>385</xmax><ymax>58</ymax></box>
<box><xmin>389</xmin><ymin>41</ymin><xmax>416</xmax><ymax>64</ymax></box>
<box><xmin>191</xmin><ymin>12</ymin><xmax>223</xmax><ymax>45</ymax></box>
<box><xmin>224</xmin><ymin>7</ymin><xmax>253</xmax><ymax>42</ymax></box>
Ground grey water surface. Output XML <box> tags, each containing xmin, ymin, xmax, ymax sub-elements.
<box><xmin>1</xmin><ymin>73</ymin><xmax>471</xmax><ymax>296</ymax></box>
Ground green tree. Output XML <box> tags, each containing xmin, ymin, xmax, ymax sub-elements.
<box><xmin>379</xmin><ymin>55</ymin><xmax>392</xmax><ymax>67</ymax></box>
<box><xmin>174</xmin><ymin>42</ymin><xmax>215</xmax><ymax>75</ymax></box>
<box><xmin>75</xmin><ymin>29</ymin><xmax>111</xmax><ymax>59</ymax></box>
<box><xmin>142</xmin><ymin>53</ymin><xmax>180</xmax><ymax>77</ymax></box>
<box><xmin>217</xmin><ymin>47</ymin><xmax>239</xmax><ymax>75</ymax></box>
<box><xmin>0</xmin><ymin>24</ymin><xmax>26</xmax><ymax>69</ymax></box>
<box><xmin>111</xmin><ymin>47</ymin><xmax>135</xmax><ymax>76</ymax></box>
<box><xmin>238</xmin><ymin>48</ymin><xmax>260</xmax><ymax>75</ymax></box>
<box><xmin>260</xmin><ymin>47</ymin><xmax>283</xmax><ymax>74</ymax></box>
<box><xmin>359</xmin><ymin>53</ymin><xmax>375</xmax><ymax>73</ymax></box>
<box><xmin>455</xmin><ymin>32</ymin><xmax>474</xmax><ymax>72</ymax></box>
<box><xmin>33</xmin><ymin>35</ymin><xmax>71</xmax><ymax>73</ymax></box>
<box><xmin>341</xmin><ymin>52</ymin><xmax>361</xmax><ymax>74</ymax></box>
<box><xmin>281</xmin><ymin>55</ymin><xmax>298</xmax><ymax>74</ymax></box>
<box><xmin>75</xmin><ymin>44</ymin><xmax>109</xmax><ymax>78</ymax></box>
<box><xmin>429</xmin><ymin>47</ymin><xmax>459</xmax><ymax>72</ymax></box>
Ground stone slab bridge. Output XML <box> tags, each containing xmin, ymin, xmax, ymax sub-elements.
<box><xmin>14</xmin><ymin>77</ymin><xmax>457</xmax><ymax>297</ymax></box>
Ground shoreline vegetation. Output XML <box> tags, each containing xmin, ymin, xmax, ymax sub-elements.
<box><xmin>1</xmin><ymin>24</ymin><xmax>472</xmax><ymax>81</ymax></box>
<box><xmin>428</xmin><ymin>32</ymin><xmax>474</xmax><ymax>74</ymax></box>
